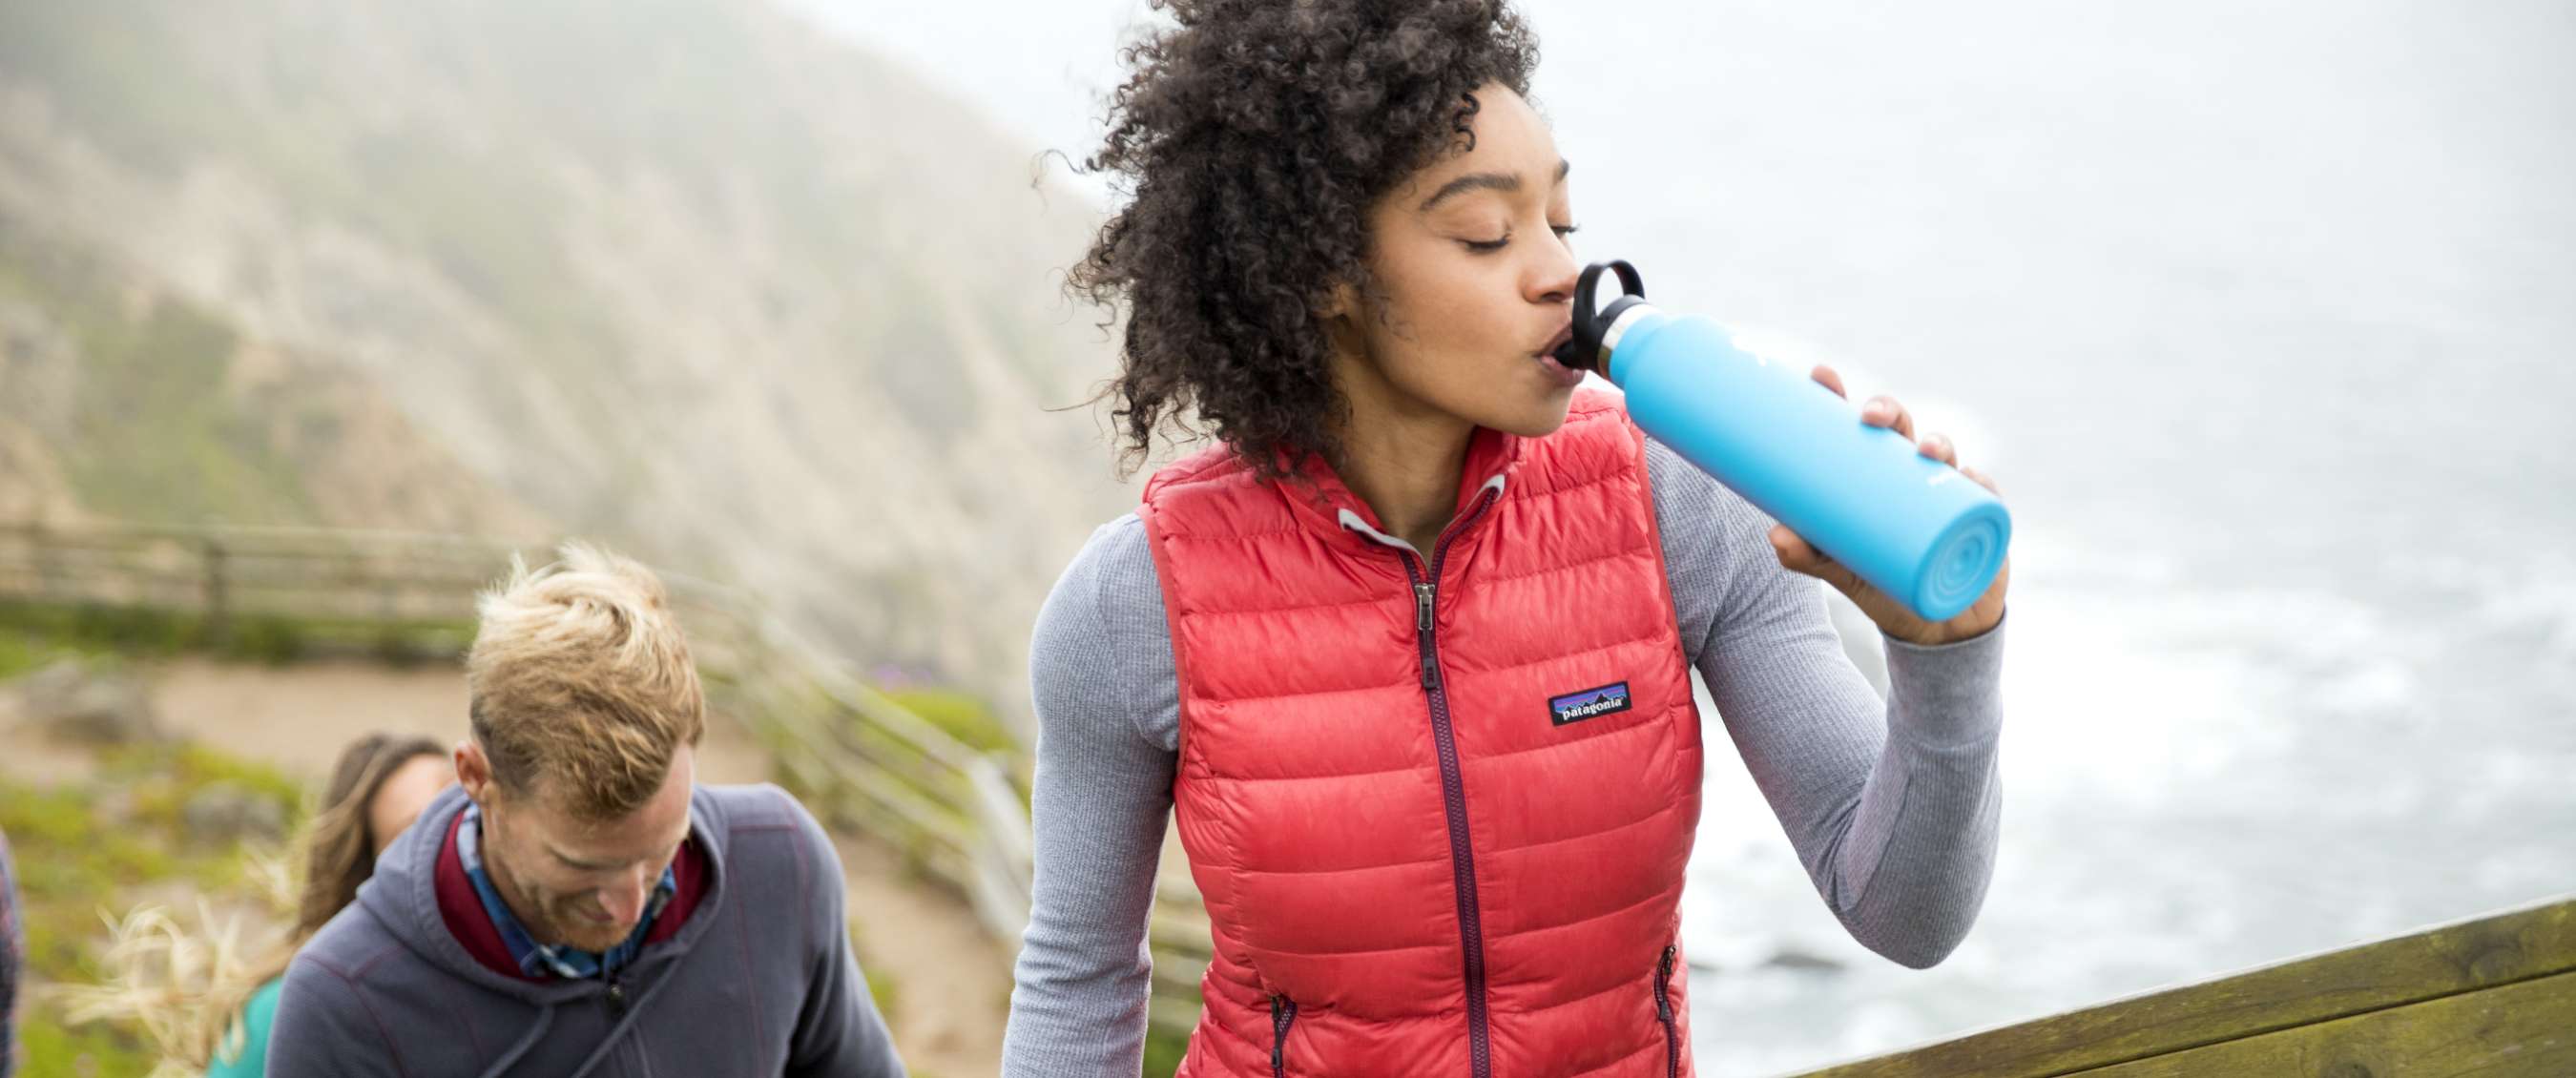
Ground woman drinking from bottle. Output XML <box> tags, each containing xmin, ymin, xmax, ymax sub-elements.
<box><xmin>1003</xmin><ymin>2</ymin><xmax>2011</xmax><ymax>1074</ymax></box>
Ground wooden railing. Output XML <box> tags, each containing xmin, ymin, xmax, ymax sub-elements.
<box><xmin>0</xmin><ymin>519</ymin><xmax>1216</xmax><ymax>1041</ymax></box>
<box><xmin>1791</xmin><ymin>894</ymin><xmax>2576</xmax><ymax>1076</ymax></box>
<box><xmin>0</xmin><ymin>520</ymin><xmax>512</xmax><ymax>646</ymax></box>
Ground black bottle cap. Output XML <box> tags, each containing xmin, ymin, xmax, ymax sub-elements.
<box><xmin>1554</xmin><ymin>259</ymin><xmax>1647</xmax><ymax>372</ymax></box>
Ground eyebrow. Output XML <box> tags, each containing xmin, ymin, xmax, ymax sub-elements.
<box><xmin>1417</xmin><ymin>159</ymin><xmax>1572</xmax><ymax>213</ymax></box>
<box><xmin>551</xmin><ymin>828</ymin><xmax>689</xmax><ymax>870</ymax></box>
<box><xmin>553</xmin><ymin>849</ymin><xmax>621</xmax><ymax>870</ymax></box>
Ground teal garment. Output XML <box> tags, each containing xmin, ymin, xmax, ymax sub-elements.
<box><xmin>204</xmin><ymin>976</ymin><xmax>282</xmax><ymax>1078</ymax></box>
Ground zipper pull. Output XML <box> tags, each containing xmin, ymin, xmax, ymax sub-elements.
<box><xmin>1271</xmin><ymin>995</ymin><xmax>1291</xmax><ymax>1072</ymax></box>
<box><xmin>1413</xmin><ymin>582</ymin><xmax>1442</xmax><ymax>689</ymax></box>
<box><xmin>1654</xmin><ymin>944</ymin><xmax>1676</xmax><ymax>1022</ymax></box>
<box><xmin>606</xmin><ymin>975</ymin><xmax>628</xmax><ymax>1017</ymax></box>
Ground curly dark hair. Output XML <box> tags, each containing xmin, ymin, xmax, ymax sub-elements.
<box><xmin>1071</xmin><ymin>0</ymin><xmax>1541</xmax><ymax>478</ymax></box>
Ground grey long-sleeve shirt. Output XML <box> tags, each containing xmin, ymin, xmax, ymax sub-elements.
<box><xmin>1003</xmin><ymin>440</ymin><xmax>2006</xmax><ymax>1076</ymax></box>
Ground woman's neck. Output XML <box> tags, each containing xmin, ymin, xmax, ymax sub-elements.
<box><xmin>1328</xmin><ymin>358</ymin><xmax>1475</xmax><ymax>555</ymax></box>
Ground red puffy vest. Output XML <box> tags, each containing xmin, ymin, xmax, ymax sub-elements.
<box><xmin>1140</xmin><ymin>391</ymin><xmax>1705</xmax><ymax>1077</ymax></box>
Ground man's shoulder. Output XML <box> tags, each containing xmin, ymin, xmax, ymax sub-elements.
<box><xmin>270</xmin><ymin>906</ymin><xmax>416</xmax><ymax>1072</ymax></box>
<box><xmin>698</xmin><ymin>781</ymin><xmax>816</xmax><ymax>829</ymax></box>
<box><xmin>695</xmin><ymin>784</ymin><xmax>844</xmax><ymax>942</ymax></box>
<box><xmin>697</xmin><ymin>782</ymin><xmax>834</xmax><ymax>864</ymax></box>
<box><xmin>282</xmin><ymin>902</ymin><xmax>412</xmax><ymax>1000</ymax></box>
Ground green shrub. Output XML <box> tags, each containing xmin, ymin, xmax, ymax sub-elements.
<box><xmin>883</xmin><ymin>687</ymin><xmax>1020</xmax><ymax>756</ymax></box>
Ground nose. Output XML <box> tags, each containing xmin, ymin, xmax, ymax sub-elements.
<box><xmin>1529</xmin><ymin>232</ymin><xmax>1579</xmax><ymax>307</ymax></box>
<box><xmin>598</xmin><ymin>869</ymin><xmax>653</xmax><ymax>924</ymax></box>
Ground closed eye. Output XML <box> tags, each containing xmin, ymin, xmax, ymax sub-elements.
<box><xmin>1464</xmin><ymin>222</ymin><xmax>1578</xmax><ymax>254</ymax></box>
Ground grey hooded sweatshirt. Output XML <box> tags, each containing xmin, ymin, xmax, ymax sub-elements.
<box><xmin>268</xmin><ymin>782</ymin><xmax>906</xmax><ymax>1078</ymax></box>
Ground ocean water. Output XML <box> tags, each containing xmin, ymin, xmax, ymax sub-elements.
<box><xmin>811</xmin><ymin>0</ymin><xmax>2576</xmax><ymax>1071</ymax></box>
<box><xmin>1537</xmin><ymin>2</ymin><xmax>2576</xmax><ymax>1071</ymax></box>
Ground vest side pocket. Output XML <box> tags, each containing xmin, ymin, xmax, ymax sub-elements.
<box><xmin>1269</xmin><ymin>993</ymin><xmax>1300</xmax><ymax>1077</ymax></box>
<box><xmin>1652</xmin><ymin>944</ymin><xmax>1680</xmax><ymax>1078</ymax></box>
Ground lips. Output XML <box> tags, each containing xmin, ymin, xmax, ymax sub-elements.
<box><xmin>1535</xmin><ymin>323</ymin><xmax>1573</xmax><ymax>361</ymax></box>
<box><xmin>1534</xmin><ymin>322</ymin><xmax>1584</xmax><ymax>388</ymax></box>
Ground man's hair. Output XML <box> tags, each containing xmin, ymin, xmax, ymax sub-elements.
<box><xmin>467</xmin><ymin>542</ymin><xmax>705</xmax><ymax>819</ymax></box>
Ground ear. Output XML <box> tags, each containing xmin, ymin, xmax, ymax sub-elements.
<box><xmin>1318</xmin><ymin>278</ymin><xmax>1359</xmax><ymax>324</ymax></box>
<box><xmin>455</xmin><ymin>741</ymin><xmax>496</xmax><ymax>807</ymax></box>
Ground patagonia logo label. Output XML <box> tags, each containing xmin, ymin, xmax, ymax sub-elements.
<box><xmin>1548</xmin><ymin>682</ymin><xmax>1632</xmax><ymax>726</ymax></box>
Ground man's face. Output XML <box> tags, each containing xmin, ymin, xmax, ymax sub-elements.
<box><xmin>460</xmin><ymin>744</ymin><xmax>695</xmax><ymax>953</ymax></box>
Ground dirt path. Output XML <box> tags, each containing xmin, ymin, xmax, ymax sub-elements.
<box><xmin>6</xmin><ymin>656</ymin><xmax>1010</xmax><ymax>1077</ymax></box>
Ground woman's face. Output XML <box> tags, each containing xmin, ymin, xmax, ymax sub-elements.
<box><xmin>367</xmin><ymin>754</ymin><xmax>454</xmax><ymax>859</ymax></box>
<box><xmin>1333</xmin><ymin>81</ymin><xmax>1585</xmax><ymax>440</ymax></box>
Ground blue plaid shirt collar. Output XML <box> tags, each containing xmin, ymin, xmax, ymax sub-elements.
<box><xmin>458</xmin><ymin>801</ymin><xmax>676</xmax><ymax>981</ymax></box>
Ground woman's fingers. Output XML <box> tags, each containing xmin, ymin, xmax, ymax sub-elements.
<box><xmin>1862</xmin><ymin>395</ymin><xmax>1916</xmax><ymax>442</ymax></box>
<box><xmin>1812</xmin><ymin>365</ymin><xmax>1927</xmax><ymax>447</ymax></box>
<box><xmin>1922</xmin><ymin>433</ymin><xmax>2004</xmax><ymax>496</ymax></box>
<box><xmin>1770</xmin><ymin>524</ymin><xmax>1810</xmax><ymax>566</ymax></box>
<box><xmin>1808</xmin><ymin>363</ymin><xmax>1849</xmax><ymax>400</ymax></box>
<box><xmin>1770</xmin><ymin>524</ymin><xmax>1850</xmax><ymax>585</ymax></box>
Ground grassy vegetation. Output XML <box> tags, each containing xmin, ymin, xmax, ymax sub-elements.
<box><xmin>1144</xmin><ymin>1025</ymin><xmax>1191</xmax><ymax>1077</ymax></box>
<box><xmin>2</xmin><ymin>742</ymin><xmax>304</xmax><ymax>1078</ymax></box>
<box><xmin>882</xmin><ymin>688</ymin><xmax>1020</xmax><ymax>757</ymax></box>
<box><xmin>0</xmin><ymin>602</ymin><xmax>417</xmax><ymax>1074</ymax></box>
<box><xmin>0</xmin><ymin>599</ymin><xmax>477</xmax><ymax>674</ymax></box>
<box><xmin>0</xmin><ymin>601</ymin><xmax>202</xmax><ymax>673</ymax></box>
<box><xmin>846</xmin><ymin>918</ymin><xmax>904</xmax><ymax>1039</ymax></box>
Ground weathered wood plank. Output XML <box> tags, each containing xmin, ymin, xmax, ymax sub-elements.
<box><xmin>2068</xmin><ymin>968</ymin><xmax>2576</xmax><ymax>1078</ymax></box>
<box><xmin>1795</xmin><ymin>895</ymin><xmax>2576</xmax><ymax>1078</ymax></box>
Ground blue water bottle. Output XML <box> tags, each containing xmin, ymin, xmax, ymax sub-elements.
<box><xmin>1552</xmin><ymin>260</ymin><xmax>2010</xmax><ymax>622</ymax></box>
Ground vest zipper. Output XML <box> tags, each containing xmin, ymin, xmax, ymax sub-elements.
<box><xmin>1412</xmin><ymin>583</ymin><xmax>1438</xmax><ymax>687</ymax></box>
<box><xmin>1270</xmin><ymin>994</ymin><xmax>1299</xmax><ymax>1077</ymax></box>
<box><xmin>1654</xmin><ymin>944</ymin><xmax>1680</xmax><ymax>1078</ymax></box>
<box><xmin>1399</xmin><ymin>485</ymin><xmax>1501</xmax><ymax>1078</ymax></box>
<box><xmin>606</xmin><ymin>972</ymin><xmax>629</xmax><ymax>1017</ymax></box>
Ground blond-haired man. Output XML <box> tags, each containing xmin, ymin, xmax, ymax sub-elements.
<box><xmin>270</xmin><ymin>544</ymin><xmax>905</xmax><ymax>1077</ymax></box>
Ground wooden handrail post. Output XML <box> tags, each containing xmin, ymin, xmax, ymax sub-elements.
<box><xmin>202</xmin><ymin>534</ymin><xmax>229</xmax><ymax>646</ymax></box>
<box><xmin>31</xmin><ymin>518</ymin><xmax>60</xmax><ymax>602</ymax></box>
